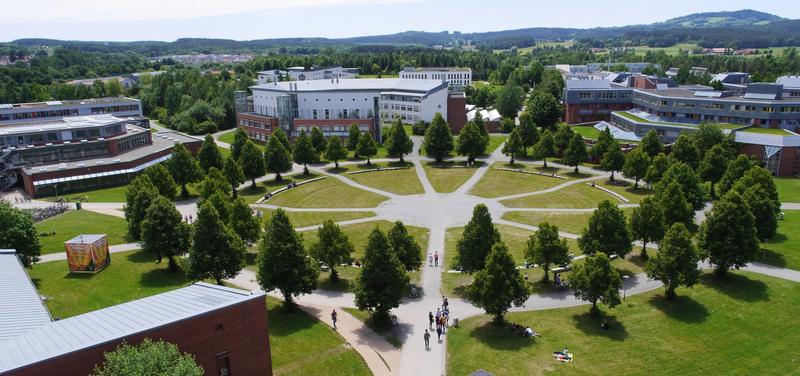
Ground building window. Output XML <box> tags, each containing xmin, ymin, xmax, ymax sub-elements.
<box><xmin>325</xmin><ymin>109</ymin><xmax>330</xmax><ymax>119</ymax></box>
<box><xmin>313</xmin><ymin>109</ymin><xmax>318</xmax><ymax>119</ymax></box>
<box><xmin>216</xmin><ymin>352</ymin><xmax>231</xmax><ymax>376</ymax></box>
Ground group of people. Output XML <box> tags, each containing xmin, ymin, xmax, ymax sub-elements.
<box><xmin>183</xmin><ymin>214</ymin><xmax>193</xmax><ymax>224</ymax></box>
<box><xmin>24</xmin><ymin>202</ymin><xmax>70</xmax><ymax>222</ymax></box>
<box><xmin>509</xmin><ymin>322</ymin><xmax>540</xmax><ymax>338</ymax></box>
<box><xmin>424</xmin><ymin>297</ymin><xmax>451</xmax><ymax>350</ymax></box>
<box><xmin>428</xmin><ymin>251</ymin><xmax>439</xmax><ymax>267</ymax></box>
<box><xmin>554</xmin><ymin>273</ymin><xmax>568</xmax><ymax>290</ymax></box>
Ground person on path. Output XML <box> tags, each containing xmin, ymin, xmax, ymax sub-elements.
<box><xmin>443</xmin><ymin>297</ymin><xmax>449</xmax><ymax>310</ymax></box>
<box><xmin>331</xmin><ymin>309</ymin><xmax>338</xmax><ymax>329</ymax></box>
<box><xmin>429</xmin><ymin>312</ymin><xmax>434</xmax><ymax>329</ymax></box>
<box><xmin>434</xmin><ymin>252</ymin><xmax>439</xmax><ymax>267</ymax></box>
<box><xmin>436</xmin><ymin>325</ymin><xmax>442</xmax><ymax>342</ymax></box>
<box><xmin>424</xmin><ymin>329</ymin><xmax>431</xmax><ymax>350</ymax></box>
<box><xmin>429</xmin><ymin>254</ymin><xmax>433</xmax><ymax>266</ymax></box>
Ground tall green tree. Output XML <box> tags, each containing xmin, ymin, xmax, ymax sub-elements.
<box><xmin>699</xmin><ymin>144</ymin><xmax>729</xmax><ymax>199</ymax></box>
<box><xmin>258</xmin><ymin>209</ymin><xmax>319</xmax><ymax>307</ymax></box>
<box><xmin>92</xmin><ymin>339</ymin><xmax>203</xmax><ymax>376</ymax></box>
<box><xmin>645</xmin><ymin>223</ymin><xmax>701</xmax><ymax>300</ymax></box>
<box><xmin>671</xmin><ymin>134</ymin><xmax>701</xmax><ymax>170</ymax></box>
<box><xmin>310</xmin><ymin>126</ymin><xmax>327</xmax><ymax>154</ymax></box>
<box><xmin>733</xmin><ymin>166</ymin><xmax>781</xmax><ymax>240</ymax></box>
<box><xmin>553</xmin><ymin>123</ymin><xmax>575</xmax><ymax>152</ymax></box>
<box><xmin>230</xmin><ymin>128</ymin><xmax>249</xmax><ymax>160</ymax></box>
<box><xmin>423</xmin><ymin>113</ymin><xmax>454</xmax><ymax>163</ymax></box>
<box><xmin>198</xmin><ymin>167</ymin><xmax>230</xmax><ymax>200</ymax></box>
<box><xmin>167</xmin><ymin>143</ymin><xmax>202</xmax><ymax>198</ymax></box>
<box><xmin>468</xmin><ymin>242</ymin><xmax>530</xmax><ymax>324</ymax></box>
<box><xmin>230</xmin><ymin>198</ymin><xmax>261</xmax><ymax>245</ymax></box>
<box><xmin>140</xmin><ymin>196</ymin><xmax>191</xmax><ymax>272</ymax></box>
<box><xmin>699</xmin><ymin>190</ymin><xmax>759</xmax><ymax>278</ymax></box>
<box><xmin>354</xmin><ymin>228</ymin><xmax>409</xmax><ymax>322</ymax></box>
<box><xmin>124</xmin><ymin>175</ymin><xmax>160</xmax><ymax>240</ymax></box>
<box><xmin>324</xmin><ymin>136</ymin><xmax>348</xmax><ymax>169</ymax></box>
<box><xmin>387</xmin><ymin>221</ymin><xmax>422</xmax><ymax>272</ymax></box>
<box><xmin>501</xmin><ymin>127</ymin><xmax>525</xmax><ymax>165</ymax></box>
<box><xmin>0</xmin><ymin>201</ymin><xmax>40</xmax><ymax>267</ymax></box>
<box><xmin>718</xmin><ymin>154</ymin><xmax>755</xmax><ymax>196</ymax></box>
<box><xmin>265</xmin><ymin>135</ymin><xmax>293</xmax><ymax>181</ymax></box>
<box><xmin>645</xmin><ymin>152</ymin><xmax>670</xmax><ymax>187</ymax></box>
<box><xmin>657</xmin><ymin>161</ymin><xmax>706</xmax><ymax>211</ymax></box>
<box><xmin>356</xmin><ymin>131</ymin><xmax>379</xmax><ymax>165</ymax></box>
<box><xmin>272</xmin><ymin>127</ymin><xmax>291</xmax><ymax>151</ymax></box>
<box><xmin>222</xmin><ymin>156</ymin><xmax>245</xmax><ymax>197</ymax></box>
<box><xmin>310</xmin><ymin>220</ymin><xmax>354</xmax><ymax>283</ymax></box>
<box><xmin>386</xmin><ymin>119</ymin><xmax>413</xmax><ymax>163</ymax></box>
<box><xmin>187</xmin><ymin>202</ymin><xmax>246</xmax><ymax>285</ymax></box>
<box><xmin>198</xmin><ymin>134</ymin><xmax>223</xmax><ymax>172</ymax></box>
<box><xmin>143</xmin><ymin>164</ymin><xmax>177</xmax><ymax>200</ymax></box>
<box><xmin>659</xmin><ymin>180</ymin><xmax>695</xmax><ymax>229</ymax></box>
<box><xmin>563</xmin><ymin>133</ymin><xmax>589</xmax><ymax>173</ymax></box>
<box><xmin>524</xmin><ymin>222</ymin><xmax>571</xmax><ymax>281</ymax></box>
<box><xmin>622</xmin><ymin>147</ymin><xmax>650</xmax><ymax>187</ymax></box>
<box><xmin>570</xmin><ymin>252</ymin><xmax>622</xmax><ymax>315</ymax></box>
<box><xmin>692</xmin><ymin>122</ymin><xmax>726</xmax><ymax>152</ymax></box>
<box><xmin>292</xmin><ymin>129</ymin><xmax>317</xmax><ymax>175</ymax></box>
<box><xmin>494</xmin><ymin>81</ymin><xmax>524</xmax><ymax>119</ymax></box>
<box><xmin>455</xmin><ymin>204</ymin><xmax>501</xmax><ymax>273</ymax></box>
<box><xmin>628</xmin><ymin>196</ymin><xmax>665</xmax><ymax>258</ymax></box>
<box><xmin>457</xmin><ymin>121</ymin><xmax>488</xmax><ymax>164</ymax></box>
<box><xmin>640</xmin><ymin>129</ymin><xmax>663</xmax><ymax>158</ymax></box>
<box><xmin>347</xmin><ymin>124</ymin><xmax>361</xmax><ymax>155</ymax></box>
<box><xmin>527</xmin><ymin>92</ymin><xmax>561</xmax><ymax>130</ymax></box>
<box><xmin>590</xmin><ymin>127</ymin><xmax>613</xmax><ymax>160</ymax></box>
<box><xmin>578</xmin><ymin>200</ymin><xmax>632</xmax><ymax>258</ymax></box>
<box><xmin>517</xmin><ymin>112</ymin><xmax>540</xmax><ymax>152</ymax></box>
<box><xmin>601</xmin><ymin>140</ymin><xmax>625</xmax><ymax>181</ymax></box>
<box><xmin>532</xmin><ymin>129</ymin><xmax>556</xmax><ymax>168</ymax></box>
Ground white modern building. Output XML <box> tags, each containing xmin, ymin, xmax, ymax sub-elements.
<box><xmin>399</xmin><ymin>67</ymin><xmax>472</xmax><ymax>90</ymax></box>
<box><xmin>0</xmin><ymin>97</ymin><xmax>143</xmax><ymax>125</ymax></box>
<box><xmin>257</xmin><ymin>66</ymin><xmax>360</xmax><ymax>84</ymax></box>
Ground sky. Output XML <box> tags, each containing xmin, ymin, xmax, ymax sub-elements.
<box><xmin>1</xmin><ymin>0</ymin><xmax>799</xmax><ymax>42</ymax></box>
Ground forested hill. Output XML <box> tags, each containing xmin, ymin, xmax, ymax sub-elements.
<box><xmin>652</xmin><ymin>9</ymin><xmax>785</xmax><ymax>29</ymax></box>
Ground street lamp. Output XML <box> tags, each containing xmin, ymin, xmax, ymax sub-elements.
<box><xmin>622</xmin><ymin>275</ymin><xmax>630</xmax><ymax>301</ymax></box>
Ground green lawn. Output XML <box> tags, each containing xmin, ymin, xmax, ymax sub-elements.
<box><xmin>422</xmin><ymin>162</ymin><xmax>481</xmax><ymax>193</ymax></box>
<box><xmin>775</xmin><ymin>177</ymin><xmax>800</xmax><ymax>203</ymax></box>
<box><xmin>35</xmin><ymin>210</ymin><xmax>129</xmax><ymax>254</ymax></box>
<box><xmin>258</xmin><ymin>209</ymin><xmax>376</xmax><ymax>228</ymax></box>
<box><xmin>759</xmin><ymin>210</ymin><xmax>800</xmax><ymax>270</ymax></box>
<box><xmin>448</xmin><ymin>271</ymin><xmax>800</xmax><ymax>376</ymax></box>
<box><xmin>267</xmin><ymin>297</ymin><xmax>371</xmax><ymax>376</ymax></box>
<box><xmin>346</xmin><ymin>163</ymin><xmax>424</xmax><ymax>195</ymax></box>
<box><xmin>502</xmin><ymin>208</ymin><xmax>635</xmax><ymax>236</ymax></box>
<box><xmin>501</xmin><ymin>182</ymin><xmax>621</xmax><ymax>209</ymax></box>
<box><xmin>487</xmin><ymin>135</ymin><xmax>508</xmax><ymax>153</ymax></box>
<box><xmin>28</xmin><ymin>250</ymin><xmax>190</xmax><ymax>318</ymax></box>
<box><xmin>44</xmin><ymin>182</ymin><xmax>201</xmax><ymax>203</ymax></box>
<box><xmin>264</xmin><ymin>177</ymin><xmax>389</xmax><ymax>208</ymax></box>
<box><xmin>597</xmin><ymin>180</ymin><xmax>654</xmax><ymax>204</ymax></box>
<box><xmin>470</xmin><ymin>163</ymin><xmax>570</xmax><ymax>198</ymax></box>
<box><xmin>570</xmin><ymin>125</ymin><xmax>601</xmax><ymax>140</ymax></box>
<box><xmin>216</xmin><ymin>131</ymin><xmax>236</xmax><ymax>145</ymax></box>
<box><xmin>238</xmin><ymin>173</ymin><xmax>321</xmax><ymax>204</ymax></box>
<box><xmin>739</xmin><ymin>127</ymin><xmax>794</xmax><ymax>135</ymax></box>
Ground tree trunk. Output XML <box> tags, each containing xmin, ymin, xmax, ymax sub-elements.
<box><xmin>714</xmin><ymin>266</ymin><xmax>727</xmax><ymax>278</ymax></box>
<box><xmin>665</xmin><ymin>286</ymin><xmax>677</xmax><ymax>300</ymax></box>
<box><xmin>590</xmin><ymin>301</ymin><xmax>599</xmax><ymax>316</ymax></box>
<box><xmin>335</xmin><ymin>161</ymin><xmax>339</xmax><ymax>168</ymax></box>
<box><xmin>641</xmin><ymin>242</ymin><xmax>648</xmax><ymax>259</ymax></box>
<box><xmin>610</xmin><ymin>171</ymin><xmax>615</xmax><ymax>181</ymax></box>
<box><xmin>167</xmin><ymin>256</ymin><xmax>178</xmax><ymax>272</ymax></box>
<box><xmin>330</xmin><ymin>267</ymin><xmax>339</xmax><ymax>283</ymax></box>
<box><xmin>283</xmin><ymin>292</ymin><xmax>296</xmax><ymax>310</ymax></box>
<box><xmin>510</xmin><ymin>155</ymin><xmax>515</xmax><ymax>165</ymax></box>
<box><xmin>574</xmin><ymin>165</ymin><xmax>579</xmax><ymax>173</ymax></box>
<box><xmin>710</xmin><ymin>181</ymin><xmax>716</xmax><ymax>200</ymax></box>
<box><xmin>231</xmin><ymin>184</ymin><xmax>238</xmax><ymax>198</ymax></box>
<box><xmin>181</xmin><ymin>184</ymin><xmax>189</xmax><ymax>198</ymax></box>
<box><xmin>275</xmin><ymin>172</ymin><xmax>283</xmax><ymax>182</ymax></box>
<box><xmin>542</xmin><ymin>267</ymin><xmax>549</xmax><ymax>282</ymax></box>
<box><xmin>543</xmin><ymin>158</ymin><xmax>548</xmax><ymax>168</ymax></box>
<box><xmin>251</xmin><ymin>178</ymin><xmax>257</xmax><ymax>188</ymax></box>
<box><xmin>215</xmin><ymin>277</ymin><xmax>223</xmax><ymax>285</ymax></box>
<box><xmin>367</xmin><ymin>157</ymin><xmax>371</xmax><ymax>165</ymax></box>
<box><xmin>399</xmin><ymin>155</ymin><xmax>404</xmax><ymax>163</ymax></box>
<box><xmin>303</xmin><ymin>164</ymin><xmax>309</xmax><ymax>175</ymax></box>
<box><xmin>492</xmin><ymin>314</ymin><xmax>505</xmax><ymax>326</ymax></box>
<box><xmin>634</xmin><ymin>178</ymin><xmax>639</xmax><ymax>188</ymax></box>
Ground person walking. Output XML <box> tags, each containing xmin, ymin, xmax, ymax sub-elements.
<box><xmin>424</xmin><ymin>329</ymin><xmax>431</xmax><ymax>350</ymax></box>
<box><xmin>428</xmin><ymin>311</ymin><xmax>434</xmax><ymax>329</ymax></box>
<box><xmin>429</xmin><ymin>254</ymin><xmax>433</xmax><ymax>266</ymax></box>
<box><xmin>436</xmin><ymin>325</ymin><xmax>442</xmax><ymax>342</ymax></box>
<box><xmin>434</xmin><ymin>251</ymin><xmax>439</xmax><ymax>267</ymax></box>
<box><xmin>331</xmin><ymin>309</ymin><xmax>338</xmax><ymax>329</ymax></box>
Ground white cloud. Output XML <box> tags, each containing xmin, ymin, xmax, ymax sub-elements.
<box><xmin>0</xmin><ymin>0</ymin><xmax>426</xmax><ymax>24</ymax></box>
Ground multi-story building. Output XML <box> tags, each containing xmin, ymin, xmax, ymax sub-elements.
<box><xmin>239</xmin><ymin>78</ymin><xmax>458</xmax><ymax>142</ymax></box>
<box><xmin>257</xmin><ymin>66</ymin><xmax>360</xmax><ymax>84</ymax></box>
<box><xmin>563</xmin><ymin>79</ymin><xmax>635</xmax><ymax>124</ymax></box>
<box><xmin>0</xmin><ymin>97</ymin><xmax>143</xmax><ymax>126</ymax></box>
<box><xmin>399</xmin><ymin>67</ymin><xmax>472</xmax><ymax>90</ymax></box>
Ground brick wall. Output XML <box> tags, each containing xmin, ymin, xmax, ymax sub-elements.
<box><xmin>447</xmin><ymin>94</ymin><xmax>467</xmax><ymax>134</ymax></box>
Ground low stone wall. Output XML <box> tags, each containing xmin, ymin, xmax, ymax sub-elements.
<box><xmin>494</xmin><ymin>167</ymin><xmax>568</xmax><ymax>180</ymax></box>
<box><xmin>258</xmin><ymin>176</ymin><xmax>327</xmax><ymax>203</ymax></box>
<box><xmin>344</xmin><ymin>166</ymin><xmax>410</xmax><ymax>175</ymax></box>
<box><xmin>585</xmin><ymin>182</ymin><xmax>630</xmax><ymax>203</ymax></box>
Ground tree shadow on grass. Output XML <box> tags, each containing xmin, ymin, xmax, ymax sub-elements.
<box><xmin>648</xmin><ymin>294</ymin><xmax>709</xmax><ymax>323</ymax></box>
<box><xmin>316</xmin><ymin>277</ymin><xmax>353</xmax><ymax>293</ymax></box>
<box><xmin>757</xmin><ymin>243</ymin><xmax>788</xmax><ymax>268</ymax></box>
<box><xmin>701</xmin><ymin>273</ymin><xmax>770</xmax><ymax>302</ymax></box>
<box><xmin>571</xmin><ymin>311</ymin><xmax>629</xmax><ymax>341</ymax></box>
<box><xmin>268</xmin><ymin>303</ymin><xmax>320</xmax><ymax>337</ymax></box>
<box><xmin>467</xmin><ymin>320</ymin><xmax>538</xmax><ymax>351</ymax></box>
<box><xmin>139</xmin><ymin>267</ymin><xmax>189</xmax><ymax>288</ymax></box>
<box><xmin>125</xmin><ymin>250</ymin><xmax>154</xmax><ymax>264</ymax></box>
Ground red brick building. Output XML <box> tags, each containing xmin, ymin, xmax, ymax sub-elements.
<box><xmin>447</xmin><ymin>92</ymin><xmax>468</xmax><ymax>134</ymax></box>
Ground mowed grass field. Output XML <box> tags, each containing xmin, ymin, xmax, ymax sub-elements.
<box><xmin>265</xmin><ymin>177</ymin><xmax>388</xmax><ymax>208</ymax></box>
<box><xmin>759</xmin><ymin>210</ymin><xmax>800</xmax><ymax>271</ymax></box>
<box><xmin>470</xmin><ymin>163</ymin><xmax>571</xmax><ymax>198</ymax></box>
<box><xmin>45</xmin><ymin>182</ymin><xmax>203</xmax><ymax>203</ymax></box>
<box><xmin>775</xmin><ymin>177</ymin><xmax>800</xmax><ymax>203</ymax></box>
<box><xmin>502</xmin><ymin>207</ymin><xmax>635</xmax><ymax>236</ymax></box>
<box><xmin>448</xmin><ymin>271</ymin><xmax>800</xmax><ymax>376</ymax></box>
<box><xmin>35</xmin><ymin>210</ymin><xmax>129</xmax><ymax>254</ymax></box>
<box><xmin>422</xmin><ymin>162</ymin><xmax>481</xmax><ymax>193</ymax></box>
<box><xmin>258</xmin><ymin>209</ymin><xmax>376</xmax><ymax>228</ymax></box>
<box><xmin>238</xmin><ymin>172</ymin><xmax>321</xmax><ymax>203</ymax></box>
<box><xmin>501</xmin><ymin>182</ymin><xmax>622</xmax><ymax>209</ymax></box>
<box><xmin>345</xmin><ymin>163</ymin><xmax>424</xmax><ymax>195</ymax></box>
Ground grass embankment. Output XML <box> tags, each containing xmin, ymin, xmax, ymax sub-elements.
<box><xmin>35</xmin><ymin>210</ymin><xmax>129</xmax><ymax>254</ymax></box>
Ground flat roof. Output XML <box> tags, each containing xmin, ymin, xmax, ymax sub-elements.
<box><xmin>0</xmin><ymin>97</ymin><xmax>140</xmax><ymax>110</ymax></box>
<box><xmin>0</xmin><ymin>115</ymin><xmax>128</xmax><ymax>136</ymax></box>
<box><xmin>65</xmin><ymin>234</ymin><xmax>106</xmax><ymax>244</ymax></box>
<box><xmin>251</xmin><ymin>78</ymin><xmax>448</xmax><ymax>94</ymax></box>
<box><xmin>0</xmin><ymin>250</ymin><xmax>52</xmax><ymax>342</ymax></box>
<box><xmin>0</xmin><ymin>282</ymin><xmax>264</xmax><ymax>373</ymax></box>
<box><xmin>401</xmin><ymin>67</ymin><xmax>471</xmax><ymax>73</ymax></box>
<box><xmin>635</xmin><ymin>87</ymin><xmax>800</xmax><ymax>103</ymax></box>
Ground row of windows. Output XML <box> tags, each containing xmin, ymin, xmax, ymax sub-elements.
<box><xmin>381</xmin><ymin>95</ymin><xmax>421</xmax><ymax>103</ymax></box>
<box><xmin>636</xmin><ymin>94</ymin><xmax>800</xmax><ymax>114</ymax></box>
<box><xmin>2</xmin><ymin>109</ymin><xmax>78</xmax><ymax>121</ymax></box>
<box><xmin>577</xmin><ymin>91</ymin><xmax>631</xmax><ymax>100</ymax></box>
<box><xmin>90</xmin><ymin>105</ymin><xmax>140</xmax><ymax>114</ymax></box>
<box><xmin>401</xmin><ymin>72</ymin><xmax>470</xmax><ymax>80</ymax></box>
<box><xmin>383</xmin><ymin>104</ymin><xmax>420</xmax><ymax>112</ymax></box>
<box><xmin>380</xmin><ymin>112</ymin><xmax>420</xmax><ymax>122</ymax></box>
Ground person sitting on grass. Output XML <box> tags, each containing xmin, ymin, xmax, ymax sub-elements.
<box><xmin>524</xmin><ymin>327</ymin><xmax>540</xmax><ymax>338</ymax></box>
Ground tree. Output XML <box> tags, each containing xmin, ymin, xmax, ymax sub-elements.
<box><xmin>387</xmin><ymin>221</ymin><xmax>422</xmax><ymax>272</ymax></box>
<box><xmin>532</xmin><ymin>129</ymin><xmax>556</xmax><ymax>168</ymax></box>
<box><xmin>718</xmin><ymin>155</ymin><xmax>755</xmax><ymax>196</ymax></box>
<box><xmin>456</xmin><ymin>121</ymin><xmax>488</xmax><ymax>164</ymax></box>
<box><xmin>524</xmin><ymin>222</ymin><xmax>571</xmax><ymax>281</ymax></box>
<box><xmin>230</xmin><ymin>198</ymin><xmax>261</xmax><ymax>245</ymax></box>
<box><xmin>272</xmin><ymin>127</ymin><xmax>291</xmax><ymax>150</ymax></box>
<box><xmin>657</xmin><ymin>162</ymin><xmax>706</xmax><ymax>211</ymax></box>
<box><xmin>310</xmin><ymin>126</ymin><xmax>327</xmax><ymax>154</ymax></box>
<box><xmin>601</xmin><ymin>140</ymin><xmax>625</xmax><ymax>181</ymax></box>
<box><xmin>570</xmin><ymin>252</ymin><xmax>622</xmax><ymax>315</ymax></box>
<box><xmin>467</xmin><ymin>242</ymin><xmax>530</xmax><ymax>324</ymax></box>
<box><xmin>0</xmin><ymin>201</ymin><xmax>40</xmax><ymax>267</ymax></box>
<box><xmin>494</xmin><ymin>81</ymin><xmax>524</xmax><ymax>119</ymax></box>
<box><xmin>324</xmin><ymin>136</ymin><xmax>348</xmax><ymax>169</ymax></box>
<box><xmin>140</xmin><ymin>196</ymin><xmax>191</xmax><ymax>272</ymax></box>
<box><xmin>501</xmin><ymin>127</ymin><xmax>525</xmax><ymax>165</ymax></box>
<box><xmin>645</xmin><ymin>152</ymin><xmax>670</xmax><ymax>186</ymax></box>
<box><xmin>230</xmin><ymin>128</ymin><xmax>249</xmax><ymax>160</ymax></box>
<box><xmin>423</xmin><ymin>113</ymin><xmax>454</xmax><ymax>163</ymax></box>
<box><xmin>693</xmin><ymin>122</ymin><xmax>726</xmax><ymax>152</ymax></box>
<box><xmin>124</xmin><ymin>175</ymin><xmax>160</xmax><ymax>240</ymax></box>
<box><xmin>628</xmin><ymin>196</ymin><xmax>665</xmax><ymax>258</ymax></box>
<box><xmin>527</xmin><ymin>92</ymin><xmax>561</xmax><ymax>130</ymax></box>
<box><xmin>292</xmin><ymin>129</ymin><xmax>317</xmax><ymax>175</ymax></box>
<box><xmin>354</xmin><ymin>228</ymin><xmax>409</xmax><ymax>322</ymax></box>
<box><xmin>143</xmin><ymin>163</ymin><xmax>176</xmax><ymax>200</ymax></box>
<box><xmin>198</xmin><ymin>134</ymin><xmax>223</xmax><ymax>172</ymax></box>
<box><xmin>517</xmin><ymin>112</ymin><xmax>540</xmax><ymax>151</ymax></box>
<box><xmin>91</xmin><ymin>339</ymin><xmax>203</xmax><ymax>376</ymax></box>
<box><xmin>186</xmin><ymin>202</ymin><xmax>246</xmax><ymax>285</ymax></box>
<box><xmin>553</xmin><ymin>123</ymin><xmax>575</xmax><ymax>152</ymax></box>
<box><xmin>347</xmin><ymin>123</ymin><xmax>360</xmax><ymax>155</ymax></box>
<box><xmin>265</xmin><ymin>135</ymin><xmax>293</xmax><ymax>182</ymax></box>
<box><xmin>198</xmin><ymin>167</ymin><xmax>230</xmax><ymax>200</ymax></box>
<box><xmin>645</xmin><ymin>223</ymin><xmax>701</xmax><ymax>300</ymax></box>
<box><xmin>590</xmin><ymin>127</ymin><xmax>613</xmax><ymax>160</ymax></box>
<box><xmin>167</xmin><ymin>143</ymin><xmax>202</xmax><ymax>198</ymax></box>
<box><xmin>563</xmin><ymin>133</ymin><xmax>589</xmax><ymax>173</ymax></box>
<box><xmin>386</xmin><ymin>119</ymin><xmax>414</xmax><ymax>163</ymax></box>
<box><xmin>356</xmin><ymin>131</ymin><xmax>378</xmax><ymax>165</ymax></box>
<box><xmin>222</xmin><ymin>156</ymin><xmax>245</xmax><ymax>197</ymax></box>
<box><xmin>733</xmin><ymin>166</ymin><xmax>781</xmax><ymax>240</ymax></box>
<box><xmin>578</xmin><ymin>200</ymin><xmax>632</xmax><ymax>258</ymax></box>
<box><xmin>699</xmin><ymin>190</ymin><xmax>759</xmax><ymax>278</ymax></box>
<box><xmin>258</xmin><ymin>209</ymin><xmax>319</xmax><ymax>307</ymax></box>
<box><xmin>622</xmin><ymin>148</ymin><xmax>650</xmax><ymax>187</ymax></box>
<box><xmin>699</xmin><ymin>145</ymin><xmax>728</xmax><ymax>199</ymax></box>
<box><xmin>455</xmin><ymin>204</ymin><xmax>501</xmax><ymax>273</ymax></box>
<box><xmin>671</xmin><ymin>134</ymin><xmax>700</xmax><ymax>170</ymax></box>
<box><xmin>640</xmin><ymin>129</ymin><xmax>663</xmax><ymax>158</ymax></box>
<box><xmin>310</xmin><ymin>220</ymin><xmax>354</xmax><ymax>283</ymax></box>
<box><xmin>659</xmin><ymin>180</ymin><xmax>695</xmax><ymax>229</ymax></box>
